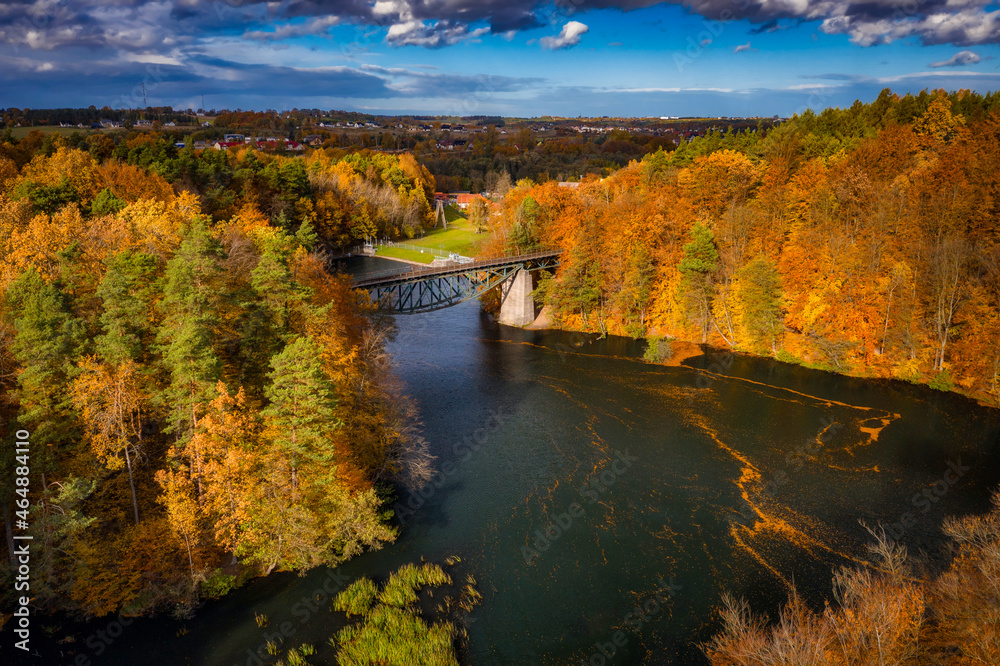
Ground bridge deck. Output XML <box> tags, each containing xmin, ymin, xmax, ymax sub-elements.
<box><xmin>351</xmin><ymin>249</ymin><xmax>562</xmax><ymax>288</ymax></box>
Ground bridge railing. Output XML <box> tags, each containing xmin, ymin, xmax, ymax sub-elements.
<box><xmin>372</xmin><ymin>240</ymin><xmax>473</xmax><ymax>262</ymax></box>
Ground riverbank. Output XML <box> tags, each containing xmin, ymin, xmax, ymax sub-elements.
<box><xmin>519</xmin><ymin>307</ymin><xmax>999</xmax><ymax>408</ymax></box>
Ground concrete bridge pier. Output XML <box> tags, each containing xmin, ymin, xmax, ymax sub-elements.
<box><xmin>498</xmin><ymin>269</ymin><xmax>537</xmax><ymax>327</ymax></box>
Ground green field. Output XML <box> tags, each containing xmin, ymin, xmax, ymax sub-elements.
<box><xmin>443</xmin><ymin>205</ymin><xmax>466</xmax><ymax>224</ymax></box>
<box><xmin>407</xmin><ymin>206</ymin><xmax>485</xmax><ymax>256</ymax></box>
<box><xmin>374</xmin><ymin>247</ymin><xmax>436</xmax><ymax>264</ymax></box>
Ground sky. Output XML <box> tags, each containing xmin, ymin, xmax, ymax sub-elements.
<box><xmin>3</xmin><ymin>1</ymin><xmax>1000</xmax><ymax>117</ymax></box>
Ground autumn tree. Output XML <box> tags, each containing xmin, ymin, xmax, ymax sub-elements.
<box><xmin>190</xmin><ymin>383</ymin><xmax>260</xmax><ymax>556</ymax></box>
<box><xmin>72</xmin><ymin>358</ymin><xmax>147</xmax><ymax>524</ymax></box>
<box><xmin>468</xmin><ymin>196</ymin><xmax>489</xmax><ymax>234</ymax></box>
<box><xmin>928</xmin><ymin>234</ymin><xmax>967</xmax><ymax>373</ymax></box>
<box><xmin>155</xmin><ymin>466</ymin><xmax>203</xmax><ymax>586</ymax></box>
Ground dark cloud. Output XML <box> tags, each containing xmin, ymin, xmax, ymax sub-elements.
<box><xmin>3</xmin><ymin>0</ymin><xmax>1000</xmax><ymax>59</ymax></box>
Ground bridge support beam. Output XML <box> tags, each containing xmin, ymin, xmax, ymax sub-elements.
<box><xmin>498</xmin><ymin>269</ymin><xmax>536</xmax><ymax>327</ymax></box>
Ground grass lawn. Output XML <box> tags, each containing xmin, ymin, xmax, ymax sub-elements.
<box><xmin>443</xmin><ymin>205</ymin><xmax>466</xmax><ymax>224</ymax></box>
<box><xmin>407</xmin><ymin>206</ymin><xmax>486</xmax><ymax>256</ymax></box>
<box><xmin>375</xmin><ymin>247</ymin><xmax>436</xmax><ymax>264</ymax></box>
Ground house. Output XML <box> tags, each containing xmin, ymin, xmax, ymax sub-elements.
<box><xmin>165</xmin><ymin>122</ymin><xmax>176</xmax><ymax>127</ymax></box>
<box><xmin>212</xmin><ymin>141</ymin><xmax>242</xmax><ymax>151</ymax></box>
<box><xmin>224</xmin><ymin>134</ymin><xmax>244</xmax><ymax>142</ymax></box>
<box><xmin>558</xmin><ymin>181</ymin><xmax>580</xmax><ymax>189</ymax></box>
<box><xmin>455</xmin><ymin>193</ymin><xmax>486</xmax><ymax>209</ymax></box>
<box><xmin>99</xmin><ymin>118</ymin><xmax>119</xmax><ymax>128</ymax></box>
<box><xmin>201</xmin><ymin>121</ymin><xmax>211</xmax><ymax>127</ymax></box>
<box><xmin>193</xmin><ymin>141</ymin><xmax>207</xmax><ymax>150</ymax></box>
<box><xmin>135</xmin><ymin>119</ymin><xmax>151</xmax><ymax>127</ymax></box>
<box><xmin>303</xmin><ymin>135</ymin><xmax>324</xmax><ymax>146</ymax></box>
<box><xmin>251</xmin><ymin>140</ymin><xmax>305</xmax><ymax>152</ymax></box>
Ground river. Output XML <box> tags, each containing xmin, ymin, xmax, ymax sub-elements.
<box><xmin>17</xmin><ymin>260</ymin><xmax>1000</xmax><ymax>665</ymax></box>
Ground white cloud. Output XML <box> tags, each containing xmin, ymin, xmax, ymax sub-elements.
<box><xmin>540</xmin><ymin>21</ymin><xmax>588</xmax><ymax>50</ymax></box>
<box><xmin>930</xmin><ymin>49</ymin><xmax>981</xmax><ymax>67</ymax></box>
<box><xmin>243</xmin><ymin>15</ymin><xmax>340</xmax><ymax>41</ymax></box>
<box><xmin>734</xmin><ymin>41</ymin><xmax>750</xmax><ymax>53</ymax></box>
<box><xmin>385</xmin><ymin>21</ymin><xmax>489</xmax><ymax>47</ymax></box>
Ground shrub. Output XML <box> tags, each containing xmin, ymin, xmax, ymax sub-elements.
<box><xmin>200</xmin><ymin>569</ymin><xmax>239</xmax><ymax>599</ymax></box>
<box><xmin>929</xmin><ymin>369</ymin><xmax>955</xmax><ymax>392</ymax></box>
<box><xmin>775</xmin><ymin>350</ymin><xmax>800</xmax><ymax>365</ymax></box>
<box><xmin>644</xmin><ymin>336</ymin><xmax>674</xmax><ymax>363</ymax></box>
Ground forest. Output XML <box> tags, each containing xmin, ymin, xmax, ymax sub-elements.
<box><xmin>486</xmin><ymin>88</ymin><xmax>1000</xmax><ymax>406</ymax></box>
<box><xmin>0</xmin><ymin>137</ymin><xmax>437</xmax><ymax>619</ymax></box>
<box><xmin>3</xmin><ymin>86</ymin><xmax>1000</xmax><ymax>654</ymax></box>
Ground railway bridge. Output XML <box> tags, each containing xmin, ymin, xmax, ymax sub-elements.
<box><xmin>351</xmin><ymin>249</ymin><xmax>562</xmax><ymax>325</ymax></box>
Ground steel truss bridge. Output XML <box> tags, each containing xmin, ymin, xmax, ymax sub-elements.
<box><xmin>352</xmin><ymin>249</ymin><xmax>562</xmax><ymax>314</ymax></box>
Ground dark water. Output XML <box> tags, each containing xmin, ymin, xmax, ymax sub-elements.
<box><xmin>9</xmin><ymin>283</ymin><xmax>1000</xmax><ymax>665</ymax></box>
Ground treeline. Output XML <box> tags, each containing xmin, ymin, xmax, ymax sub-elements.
<box><xmin>424</xmin><ymin>128</ymin><xmax>677</xmax><ymax>193</ymax></box>
<box><xmin>486</xmin><ymin>88</ymin><xmax>1000</xmax><ymax>404</ymax></box>
<box><xmin>0</xmin><ymin>145</ymin><xmax>434</xmax><ymax>618</ymax></box>
<box><xmin>705</xmin><ymin>492</ymin><xmax>1000</xmax><ymax>664</ymax></box>
<box><xmin>0</xmin><ymin>132</ymin><xmax>436</xmax><ymax>251</ymax></box>
<box><xmin>2</xmin><ymin>107</ymin><xmax>193</xmax><ymax>129</ymax></box>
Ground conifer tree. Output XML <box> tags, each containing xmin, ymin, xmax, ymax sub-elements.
<box><xmin>156</xmin><ymin>220</ymin><xmax>225</xmax><ymax>445</ymax></box>
<box><xmin>95</xmin><ymin>250</ymin><xmax>158</xmax><ymax>365</ymax></box>
<box><xmin>250</xmin><ymin>229</ymin><xmax>311</xmax><ymax>337</ymax></box>
<box><xmin>678</xmin><ymin>223</ymin><xmax>719</xmax><ymax>342</ymax></box>
<box><xmin>735</xmin><ymin>256</ymin><xmax>784</xmax><ymax>354</ymax></box>
<box><xmin>7</xmin><ymin>268</ymin><xmax>87</xmax><ymax>463</ymax></box>
<box><xmin>262</xmin><ymin>336</ymin><xmax>340</xmax><ymax>499</ymax></box>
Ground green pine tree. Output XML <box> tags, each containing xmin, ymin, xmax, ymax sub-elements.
<box><xmin>7</xmin><ymin>268</ymin><xmax>88</xmax><ymax>464</ymax></box>
<box><xmin>262</xmin><ymin>336</ymin><xmax>340</xmax><ymax>495</ymax></box>
<box><xmin>678</xmin><ymin>222</ymin><xmax>719</xmax><ymax>342</ymax></box>
<box><xmin>155</xmin><ymin>220</ymin><xmax>225</xmax><ymax>443</ymax></box>
<box><xmin>251</xmin><ymin>229</ymin><xmax>311</xmax><ymax>336</ymax></box>
<box><xmin>95</xmin><ymin>251</ymin><xmax>158</xmax><ymax>365</ymax></box>
<box><xmin>735</xmin><ymin>256</ymin><xmax>784</xmax><ymax>354</ymax></box>
<box><xmin>295</xmin><ymin>217</ymin><xmax>319</xmax><ymax>252</ymax></box>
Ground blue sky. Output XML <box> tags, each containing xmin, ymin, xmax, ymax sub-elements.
<box><xmin>3</xmin><ymin>0</ymin><xmax>1000</xmax><ymax>117</ymax></box>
